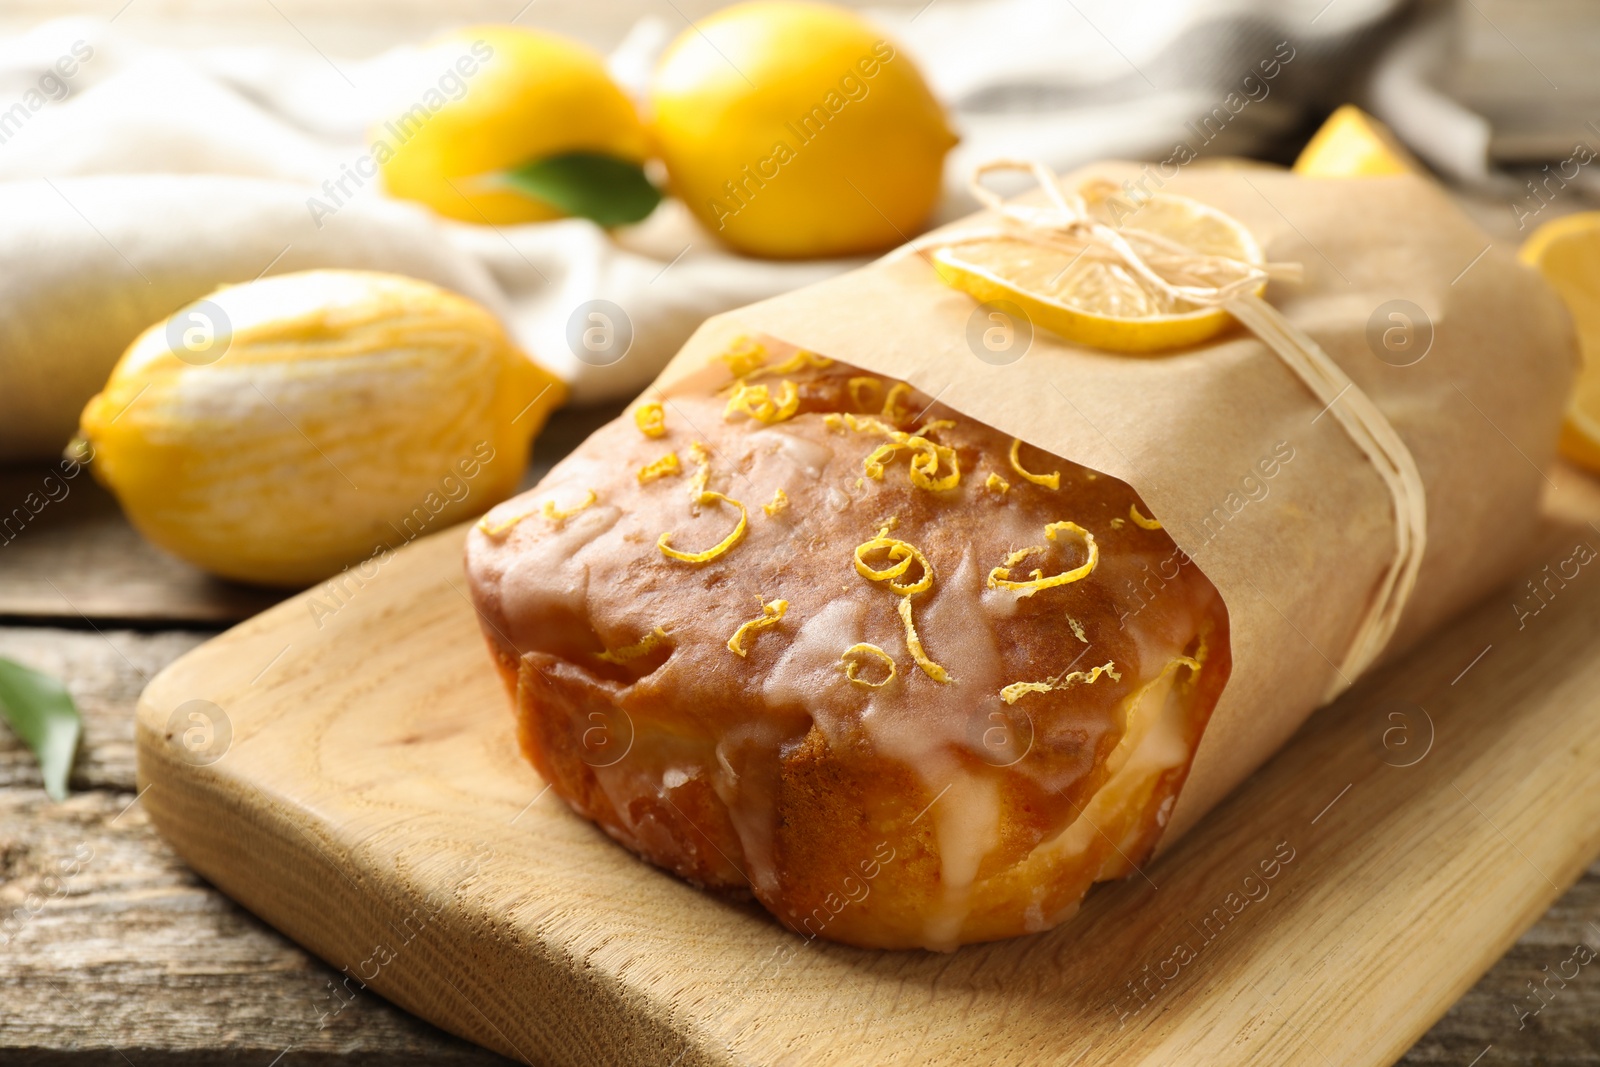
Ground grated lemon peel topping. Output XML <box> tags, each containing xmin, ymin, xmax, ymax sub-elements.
<box><xmin>840</xmin><ymin>643</ymin><xmax>896</xmax><ymax>688</ymax></box>
<box><xmin>757</xmin><ymin>349</ymin><xmax>833</xmax><ymax>378</ymax></box>
<box><xmin>854</xmin><ymin>524</ymin><xmax>934</xmax><ymax>595</ymax></box>
<box><xmin>851</xmin><ymin>522</ymin><xmax>951</xmax><ymax>683</ymax></box>
<box><xmin>988</xmin><ymin>521</ymin><xmax>1098</xmax><ymax>597</ymax></box>
<box><xmin>634</xmin><ymin>401</ymin><xmax>666</xmax><ymax>438</ymax></box>
<box><xmin>597</xmin><ymin>626</ymin><xmax>671</xmax><ymax>665</ymax></box>
<box><xmin>725</xmin><ymin>379</ymin><xmax>800</xmax><ymax>424</ymax></box>
<box><xmin>847</xmin><ymin>376</ymin><xmax>883</xmax><ymax>409</ymax></box>
<box><xmin>637</xmin><ymin>452</ymin><xmax>681</xmax><ymax>483</ymax></box>
<box><xmin>882</xmin><ymin>381</ymin><xmax>914</xmax><ymax>424</ymax></box>
<box><xmin>985</xmin><ymin>472</ymin><xmax>1010</xmax><ymax>494</ymax></box>
<box><xmin>659</xmin><ymin>443</ymin><xmax>747</xmax><ymax>564</ymax></box>
<box><xmin>1110</xmin><ymin>517</ymin><xmax>1126</xmax><ymax>530</ymax></box>
<box><xmin>1129</xmin><ymin>503</ymin><xmax>1163</xmax><ymax>530</ymax></box>
<box><xmin>719</xmin><ymin>337</ymin><xmax>767</xmax><ymax>378</ymax></box>
<box><xmin>477</xmin><ymin>509</ymin><xmax>533</xmax><ymax>538</ymax></box>
<box><xmin>855</xmin><ymin>417</ymin><xmax>961</xmax><ymax>491</ymax></box>
<box><xmin>659</xmin><ymin>496</ymin><xmax>747</xmax><ymax>562</ymax></box>
<box><xmin>897</xmin><ymin>596</ymin><xmax>952</xmax><ymax>683</ymax></box>
<box><xmin>541</xmin><ymin>489</ymin><xmax>598</xmax><ymax>525</ymax></box>
<box><xmin>763</xmin><ymin>488</ymin><xmax>789</xmax><ymax>516</ymax></box>
<box><xmin>1009</xmin><ymin>438</ymin><xmax>1061</xmax><ymax>490</ymax></box>
<box><xmin>1067</xmin><ymin>615</ymin><xmax>1088</xmax><ymax>643</ymax></box>
<box><xmin>1000</xmin><ymin>660</ymin><xmax>1120</xmax><ymax>705</ymax></box>
<box><xmin>727</xmin><ymin>599</ymin><xmax>789</xmax><ymax>657</ymax></box>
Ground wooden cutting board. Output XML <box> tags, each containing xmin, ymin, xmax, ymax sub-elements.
<box><xmin>135</xmin><ymin>473</ymin><xmax>1600</xmax><ymax>1067</ymax></box>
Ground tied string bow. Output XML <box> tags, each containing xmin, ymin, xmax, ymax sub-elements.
<box><xmin>956</xmin><ymin>159</ymin><xmax>1302</xmax><ymax>311</ymax></box>
<box><xmin>913</xmin><ymin>159</ymin><xmax>1427</xmax><ymax>700</ymax></box>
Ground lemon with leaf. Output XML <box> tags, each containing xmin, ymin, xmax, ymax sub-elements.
<box><xmin>377</xmin><ymin>25</ymin><xmax>657</xmax><ymax>227</ymax></box>
<box><xmin>649</xmin><ymin>0</ymin><xmax>957</xmax><ymax>259</ymax></box>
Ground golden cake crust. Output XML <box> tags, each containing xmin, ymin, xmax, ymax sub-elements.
<box><xmin>466</xmin><ymin>339</ymin><xmax>1230</xmax><ymax>949</ymax></box>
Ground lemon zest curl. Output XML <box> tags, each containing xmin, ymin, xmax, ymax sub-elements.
<box><xmin>637</xmin><ymin>452</ymin><xmax>681</xmax><ymax>483</ymax></box>
<box><xmin>634</xmin><ymin>401</ymin><xmax>666</xmax><ymax>438</ymax></box>
<box><xmin>759</xmin><ymin>349</ymin><xmax>832</xmax><ymax>377</ymax></box>
<box><xmin>898</xmin><ymin>597</ymin><xmax>952</xmax><ymax>683</ymax></box>
<box><xmin>725</xmin><ymin>379</ymin><xmax>800</xmax><ymax>424</ymax></box>
<box><xmin>539</xmin><ymin>489</ymin><xmax>597</xmax><ymax>525</ymax></box>
<box><xmin>727</xmin><ymin>599</ymin><xmax>789</xmax><ymax>657</ymax></box>
<box><xmin>597</xmin><ymin>626</ymin><xmax>671</xmax><ymax>665</ymax></box>
<box><xmin>719</xmin><ymin>337</ymin><xmax>767</xmax><ymax>378</ymax></box>
<box><xmin>659</xmin><ymin>491</ymin><xmax>747</xmax><ymax>563</ymax></box>
<box><xmin>1008</xmin><ymin>438</ymin><xmax>1060</xmax><ymax>490</ymax></box>
<box><xmin>1000</xmin><ymin>661</ymin><xmax>1120</xmax><ymax>705</ymax></box>
<box><xmin>853</xmin><ymin>525</ymin><xmax>934</xmax><ymax>595</ymax></box>
<box><xmin>988</xmin><ymin>521</ymin><xmax>1098</xmax><ymax>597</ymax></box>
<box><xmin>840</xmin><ymin>643</ymin><xmax>896</xmax><ymax>688</ymax></box>
<box><xmin>1129</xmin><ymin>503</ymin><xmax>1163</xmax><ymax>530</ymax></box>
<box><xmin>659</xmin><ymin>443</ymin><xmax>747</xmax><ymax>564</ymax></box>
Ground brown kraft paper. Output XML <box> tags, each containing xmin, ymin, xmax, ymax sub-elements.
<box><xmin>647</xmin><ymin>164</ymin><xmax>1576</xmax><ymax>847</ymax></box>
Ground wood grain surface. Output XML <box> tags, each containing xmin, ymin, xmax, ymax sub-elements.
<box><xmin>129</xmin><ymin>472</ymin><xmax>1600</xmax><ymax>1066</ymax></box>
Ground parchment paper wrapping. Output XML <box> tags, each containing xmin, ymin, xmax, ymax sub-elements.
<box><xmin>649</xmin><ymin>165</ymin><xmax>1575</xmax><ymax>846</ymax></box>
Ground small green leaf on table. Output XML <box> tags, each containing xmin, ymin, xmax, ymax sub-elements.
<box><xmin>0</xmin><ymin>656</ymin><xmax>82</xmax><ymax>802</ymax></box>
<box><xmin>498</xmin><ymin>152</ymin><xmax>662</xmax><ymax>227</ymax></box>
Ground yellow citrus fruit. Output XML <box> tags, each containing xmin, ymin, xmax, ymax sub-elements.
<box><xmin>377</xmin><ymin>25</ymin><xmax>649</xmax><ymax>225</ymax></box>
<box><xmin>78</xmin><ymin>270</ymin><xmax>564</xmax><ymax>586</ymax></box>
<box><xmin>1293</xmin><ymin>104</ymin><xmax>1422</xmax><ymax>178</ymax></box>
<box><xmin>1520</xmin><ymin>212</ymin><xmax>1600</xmax><ymax>474</ymax></box>
<box><xmin>649</xmin><ymin>0</ymin><xmax>957</xmax><ymax>259</ymax></box>
<box><xmin>933</xmin><ymin>188</ymin><xmax>1264</xmax><ymax>353</ymax></box>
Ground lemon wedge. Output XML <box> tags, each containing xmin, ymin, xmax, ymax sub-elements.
<box><xmin>1293</xmin><ymin>105</ymin><xmax>1422</xmax><ymax>178</ymax></box>
<box><xmin>933</xmin><ymin>190</ymin><xmax>1264</xmax><ymax>353</ymax></box>
<box><xmin>1521</xmin><ymin>211</ymin><xmax>1600</xmax><ymax>474</ymax></box>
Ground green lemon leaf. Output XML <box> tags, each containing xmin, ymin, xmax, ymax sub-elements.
<box><xmin>498</xmin><ymin>152</ymin><xmax>662</xmax><ymax>227</ymax></box>
<box><xmin>0</xmin><ymin>657</ymin><xmax>82</xmax><ymax>802</ymax></box>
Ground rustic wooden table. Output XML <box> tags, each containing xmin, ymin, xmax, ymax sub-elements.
<box><xmin>0</xmin><ymin>402</ymin><xmax>1596</xmax><ymax>1066</ymax></box>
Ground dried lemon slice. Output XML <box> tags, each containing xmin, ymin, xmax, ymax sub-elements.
<box><xmin>933</xmin><ymin>188</ymin><xmax>1264</xmax><ymax>353</ymax></box>
<box><xmin>1520</xmin><ymin>212</ymin><xmax>1600</xmax><ymax>475</ymax></box>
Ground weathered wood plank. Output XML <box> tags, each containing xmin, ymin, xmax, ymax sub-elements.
<box><xmin>0</xmin><ymin>402</ymin><xmax>626</xmax><ymax>627</ymax></box>
<box><xmin>0</xmin><ymin>628</ymin><xmax>206</xmax><ymax>793</ymax></box>
<box><xmin>0</xmin><ymin>787</ymin><xmax>509</xmax><ymax>1064</ymax></box>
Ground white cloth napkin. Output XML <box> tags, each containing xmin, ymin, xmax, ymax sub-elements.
<box><xmin>0</xmin><ymin>2</ymin><xmax>1401</xmax><ymax>458</ymax></box>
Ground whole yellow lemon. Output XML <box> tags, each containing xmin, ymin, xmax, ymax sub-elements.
<box><xmin>377</xmin><ymin>25</ymin><xmax>650</xmax><ymax>225</ymax></box>
<box><xmin>78</xmin><ymin>271</ymin><xmax>564</xmax><ymax>587</ymax></box>
<box><xmin>649</xmin><ymin>0</ymin><xmax>957</xmax><ymax>259</ymax></box>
